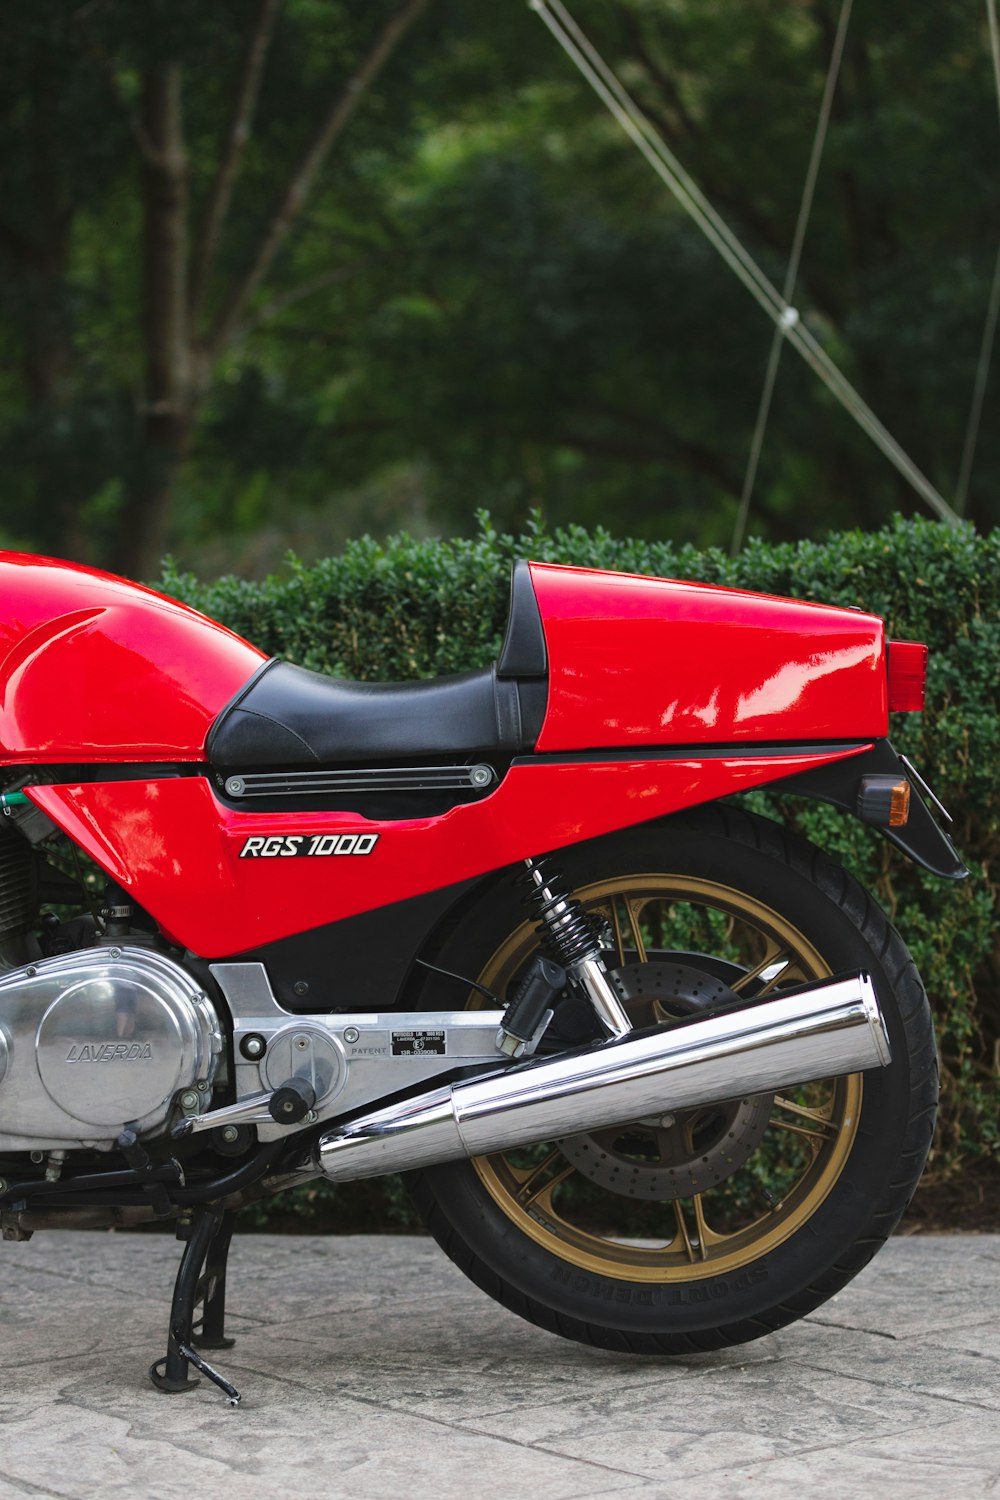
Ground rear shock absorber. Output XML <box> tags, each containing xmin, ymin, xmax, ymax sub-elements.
<box><xmin>521</xmin><ymin>857</ymin><xmax>632</xmax><ymax>1038</ymax></box>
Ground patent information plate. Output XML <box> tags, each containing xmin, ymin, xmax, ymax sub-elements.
<box><xmin>391</xmin><ymin>1030</ymin><xmax>447</xmax><ymax>1056</ymax></box>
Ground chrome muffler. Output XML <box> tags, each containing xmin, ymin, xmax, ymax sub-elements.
<box><xmin>315</xmin><ymin>973</ymin><xmax>890</xmax><ymax>1183</ymax></box>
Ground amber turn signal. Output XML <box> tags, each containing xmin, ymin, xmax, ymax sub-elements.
<box><xmin>888</xmin><ymin>779</ymin><xmax>911</xmax><ymax>826</ymax></box>
<box><xmin>858</xmin><ymin>775</ymin><xmax>911</xmax><ymax>828</ymax></box>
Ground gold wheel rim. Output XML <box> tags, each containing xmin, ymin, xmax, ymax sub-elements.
<box><xmin>469</xmin><ymin>873</ymin><xmax>863</xmax><ymax>1283</ymax></box>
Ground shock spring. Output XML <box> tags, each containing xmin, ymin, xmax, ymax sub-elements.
<box><xmin>520</xmin><ymin>857</ymin><xmax>632</xmax><ymax>1038</ymax></box>
<box><xmin>520</xmin><ymin>857</ymin><xmax>604</xmax><ymax>967</ymax></box>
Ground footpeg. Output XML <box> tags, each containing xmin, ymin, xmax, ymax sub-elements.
<box><xmin>266</xmin><ymin>1077</ymin><xmax>316</xmax><ymax>1124</ymax></box>
<box><xmin>497</xmin><ymin>957</ymin><xmax>565</xmax><ymax>1058</ymax></box>
<box><xmin>172</xmin><ymin>1077</ymin><xmax>317</xmax><ymax>1138</ymax></box>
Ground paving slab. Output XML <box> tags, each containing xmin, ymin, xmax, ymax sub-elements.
<box><xmin>1</xmin><ymin>1232</ymin><xmax>997</xmax><ymax>1499</ymax></box>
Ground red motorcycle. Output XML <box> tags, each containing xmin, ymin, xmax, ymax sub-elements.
<box><xmin>0</xmin><ymin>552</ymin><xmax>963</xmax><ymax>1403</ymax></box>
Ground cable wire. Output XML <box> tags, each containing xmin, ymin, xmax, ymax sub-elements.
<box><xmin>529</xmin><ymin>0</ymin><xmax>961</xmax><ymax>529</ymax></box>
<box><xmin>731</xmin><ymin>0</ymin><xmax>853</xmax><ymax>555</ymax></box>
<box><xmin>954</xmin><ymin>0</ymin><xmax>1000</xmax><ymax>516</ymax></box>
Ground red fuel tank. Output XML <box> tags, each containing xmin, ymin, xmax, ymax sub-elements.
<box><xmin>0</xmin><ymin>554</ymin><xmax>265</xmax><ymax>763</ymax></box>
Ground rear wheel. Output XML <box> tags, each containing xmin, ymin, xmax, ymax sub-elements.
<box><xmin>408</xmin><ymin>806</ymin><xmax>937</xmax><ymax>1352</ymax></box>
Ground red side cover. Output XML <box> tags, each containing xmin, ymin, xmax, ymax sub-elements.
<box><xmin>27</xmin><ymin>747</ymin><xmax>869</xmax><ymax>957</ymax></box>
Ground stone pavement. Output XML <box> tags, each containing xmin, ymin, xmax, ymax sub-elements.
<box><xmin>1</xmin><ymin>1231</ymin><xmax>997</xmax><ymax>1499</ymax></box>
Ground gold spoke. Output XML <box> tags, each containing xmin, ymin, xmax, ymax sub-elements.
<box><xmin>690</xmin><ymin>1192</ymin><xmax>711</xmax><ymax>1262</ymax></box>
<box><xmin>607</xmin><ymin>896</ymin><xmax>648</xmax><ymax>964</ymax></box>
<box><xmin>608</xmin><ymin>902</ymin><xmax>627</xmax><ymax>967</ymax></box>
<box><xmin>519</xmin><ymin>1162</ymin><xmax>576</xmax><ymax>1209</ymax></box>
<box><xmin>757</xmin><ymin>959</ymin><xmax>815</xmax><ymax>998</ymax></box>
<box><xmin>730</xmin><ymin>946</ymin><xmax>791</xmax><ymax>995</ymax></box>
<box><xmin>773</xmin><ymin>1094</ymin><xmax>835</xmax><ymax>1126</ymax></box>
<box><xmin>626</xmin><ymin>899</ymin><xmax>648</xmax><ymax>963</ymax></box>
<box><xmin>522</xmin><ymin>1168</ymin><xmax>580</xmax><ymax>1229</ymax></box>
<box><xmin>513</xmin><ymin>1149</ymin><xmax>566</xmax><ymax>1206</ymax></box>
<box><xmin>768</xmin><ymin>1115</ymin><xmax>836</xmax><ymax>1146</ymax></box>
<box><xmin>672</xmin><ymin>1193</ymin><xmax>727</xmax><ymax>1262</ymax></box>
<box><xmin>672</xmin><ymin>1199</ymin><xmax>698</xmax><ymax>1263</ymax></box>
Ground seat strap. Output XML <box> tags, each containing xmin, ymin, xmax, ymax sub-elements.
<box><xmin>494</xmin><ymin>671</ymin><xmax>523</xmax><ymax>750</ymax></box>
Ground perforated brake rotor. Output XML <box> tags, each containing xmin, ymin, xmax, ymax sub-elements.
<box><xmin>556</xmin><ymin>961</ymin><xmax>773</xmax><ymax>1201</ymax></box>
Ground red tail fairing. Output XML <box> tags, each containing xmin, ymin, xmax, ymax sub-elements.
<box><xmin>528</xmin><ymin>562</ymin><xmax>888</xmax><ymax>750</ymax></box>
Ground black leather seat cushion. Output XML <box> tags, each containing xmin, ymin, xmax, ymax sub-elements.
<box><xmin>207</xmin><ymin>562</ymin><xmax>549</xmax><ymax>769</ymax></box>
<box><xmin>208</xmin><ymin>662</ymin><xmax>544</xmax><ymax>767</ymax></box>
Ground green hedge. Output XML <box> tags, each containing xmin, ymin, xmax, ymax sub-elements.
<box><xmin>160</xmin><ymin>514</ymin><xmax>999</xmax><ymax>1204</ymax></box>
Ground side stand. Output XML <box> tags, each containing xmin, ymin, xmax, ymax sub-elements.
<box><xmin>149</xmin><ymin>1205</ymin><xmax>242</xmax><ymax>1405</ymax></box>
<box><xmin>194</xmin><ymin>1208</ymin><xmax>236</xmax><ymax>1350</ymax></box>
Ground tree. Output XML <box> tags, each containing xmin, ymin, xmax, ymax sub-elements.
<box><xmin>0</xmin><ymin>1</ymin><xmax>995</xmax><ymax>572</ymax></box>
<box><xmin>0</xmin><ymin>0</ymin><xmax>432</xmax><ymax>574</ymax></box>
<box><xmin>349</xmin><ymin>0</ymin><xmax>1000</xmax><ymax>545</ymax></box>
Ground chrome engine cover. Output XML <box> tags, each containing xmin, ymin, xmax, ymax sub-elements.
<box><xmin>0</xmin><ymin>947</ymin><xmax>222</xmax><ymax>1151</ymax></box>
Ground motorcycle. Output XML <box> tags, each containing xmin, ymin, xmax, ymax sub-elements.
<box><xmin>0</xmin><ymin>551</ymin><xmax>964</xmax><ymax>1404</ymax></box>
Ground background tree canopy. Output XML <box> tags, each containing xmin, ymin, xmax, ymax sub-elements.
<box><xmin>0</xmin><ymin>0</ymin><xmax>996</xmax><ymax>575</ymax></box>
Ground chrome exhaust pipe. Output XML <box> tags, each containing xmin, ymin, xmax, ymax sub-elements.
<box><xmin>316</xmin><ymin>973</ymin><xmax>890</xmax><ymax>1183</ymax></box>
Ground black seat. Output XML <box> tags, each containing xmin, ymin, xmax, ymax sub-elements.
<box><xmin>207</xmin><ymin>561</ymin><xmax>548</xmax><ymax>769</ymax></box>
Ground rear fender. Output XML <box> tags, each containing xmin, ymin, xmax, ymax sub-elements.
<box><xmin>768</xmin><ymin>738</ymin><xmax>967</xmax><ymax>880</ymax></box>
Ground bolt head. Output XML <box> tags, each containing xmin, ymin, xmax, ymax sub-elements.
<box><xmin>343</xmin><ymin>1026</ymin><xmax>360</xmax><ymax>1045</ymax></box>
<box><xmin>221</xmin><ymin>1126</ymin><xmax>240</xmax><ymax>1144</ymax></box>
<box><xmin>240</xmin><ymin>1033</ymin><xmax>266</xmax><ymax>1060</ymax></box>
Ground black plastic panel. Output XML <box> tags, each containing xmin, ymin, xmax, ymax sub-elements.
<box><xmin>497</xmin><ymin>560</ymin><xmax>548</xmax><ymax>678</ymax></box>
<box><xmin>769</xmin><ymin>739</ymin><xmax>967</xmax><ymax>880</ymax></box>
<box><xmin>228</xmin><ymin>878</ymin><xmax>480</xmax><ymax>1012</ymax></box>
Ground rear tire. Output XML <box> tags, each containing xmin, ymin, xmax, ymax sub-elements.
<box><xmin>408</xmin><ymin>806</ymin><xmax>937</xmax><ymax>1353</ymax></box>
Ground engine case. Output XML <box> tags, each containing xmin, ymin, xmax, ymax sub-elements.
<box><xmin>0</xmin><ymin>947</ymin><xmax>222</xmax><ymax>1151</ymax></box>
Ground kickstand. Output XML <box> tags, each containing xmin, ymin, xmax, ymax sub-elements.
<box><xmin>194</xmin><ymin>1208</ymin><xmax>236</xmax><ymax>1350</ymax></box>
<box><xmin>149</xmin><ymin>1205</ymin><xmax>242</xmax><ymax>1405</ymax></box>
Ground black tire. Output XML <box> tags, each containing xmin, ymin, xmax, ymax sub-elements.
<box><xmin>408</xmin><ymin>805</ymin><xmax>938</xmax><ymax>1354</ymax></box>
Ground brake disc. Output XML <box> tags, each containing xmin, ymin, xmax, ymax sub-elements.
<box><xmin>556</xmin><ymin>961</ymin><xmax>773</xmax><ymax>1200</ymax></box>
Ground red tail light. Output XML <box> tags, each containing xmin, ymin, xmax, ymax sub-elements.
<box><xmin>887</xmin><ymin>640</ymin><xmax>928</xmax><ymax>711</ymax></box>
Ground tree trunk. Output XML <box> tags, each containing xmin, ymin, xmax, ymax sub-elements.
<box><xmin>16</xmin><ymin>243</ymin><xmax>91</xmax><ymax>559</ymax></box>
<box><xmin>113</xmin><ymin>4</ymin><xmax>431</xmax><ymax>579</ymax></box>
<box><xmin>115</xmin><ymin>66</ymin><xmax>190</xmax><ymax>579</ymax></box>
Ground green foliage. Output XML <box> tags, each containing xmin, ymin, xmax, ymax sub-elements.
<box><xmin>1</xmin><ymin>1</ymin><xmax>998</xmax><ymax>572</ymax></box>
<box><xmin>160</xmin><ymin>514</ymin><xmax>999</xmax><ymax>1232</ymax></box>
